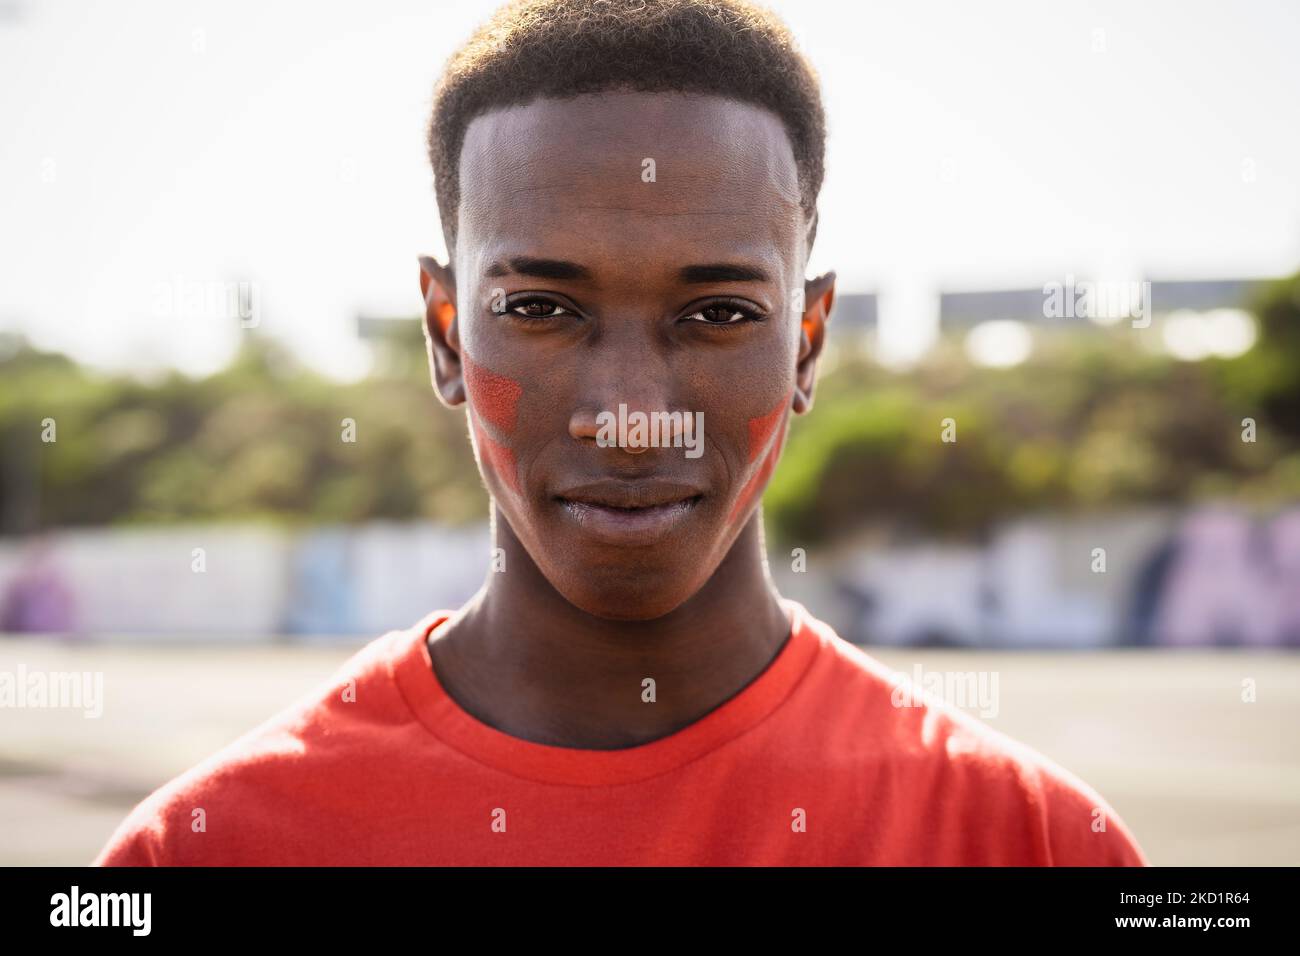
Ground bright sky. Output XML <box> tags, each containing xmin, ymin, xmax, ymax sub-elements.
<box><xmin>2</xmin><ymin>0</ymin><xmax>1297</xmax><ymax>379</ymax></box>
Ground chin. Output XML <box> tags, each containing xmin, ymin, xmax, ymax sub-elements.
<box><xmin>545</xmin><ymin>555</ymin><xmax>712</xmax><ymax>623</ymax></box>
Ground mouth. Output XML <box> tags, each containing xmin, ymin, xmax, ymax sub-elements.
<box><xmin>553</xmin><ymin>480</ymin><xmax>705</xmax><ymax>546</ymax></box>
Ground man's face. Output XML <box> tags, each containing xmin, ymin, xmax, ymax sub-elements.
<box><xmin>450</xmin><ymin>91</ymin><xmax>815</xmax><ymax>621</ymax></box>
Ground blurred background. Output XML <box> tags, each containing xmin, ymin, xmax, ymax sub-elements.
<box><xmin>1</xmin><ymin>0</ymin><xmax>1298</xmax><ymax>864</ymax></box>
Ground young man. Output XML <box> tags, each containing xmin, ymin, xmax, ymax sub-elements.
<box><xmin>97</xmin><ymin>0</ymin><xmax>1147</xmax><ymax>866</ymax></box>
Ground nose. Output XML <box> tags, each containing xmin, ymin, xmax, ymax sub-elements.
<box><xmin>569</xmin><ymin>408</ymin><xmax>650</xmax><ymax>453</ymax></box>
<box><xmin>572</xmin><ymin>403</ymin><xmax>695</xmax><ymax>453</ymax></box>
<box><xmin>568</xmin><ymin>345</ymin><xmax>687</xmax><ymax>456</ymax></box>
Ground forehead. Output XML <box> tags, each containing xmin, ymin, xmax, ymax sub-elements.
<box><xmin>456</xmin><ymin>92</ymin><xmax>805</xmax><ymax>283</ymax></box>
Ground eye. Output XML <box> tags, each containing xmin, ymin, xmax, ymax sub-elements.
<box><xmin>682</xmin><ymin>301</ymin><xmax>766</xmax><ymax>327</ymax></box>
<box><xmin>507</xmin><ymin>297</ymin><xmax>571</xmax><ymax>321</ymax></box>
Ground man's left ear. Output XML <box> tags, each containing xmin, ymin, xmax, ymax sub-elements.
<box><xmin>793</xmin><ymin>270</ymin><xmax>836</xmax><ymax>415</ymax></box>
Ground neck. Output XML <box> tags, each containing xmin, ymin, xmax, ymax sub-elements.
<box><xmin>427</xmin><ymin>504</ymin><xmax>791</xmax><ymax>749</ymax></box>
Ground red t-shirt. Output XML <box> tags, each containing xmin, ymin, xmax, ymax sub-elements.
<box><xmin>94</xmin><ymin>598</ymin><xmax>1148</xmax><ymax>866</ymax></box>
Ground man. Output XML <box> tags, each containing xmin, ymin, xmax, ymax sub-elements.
<box><xmin>96</xmin><ymin>0</ymin><xmax>1147</xmax><ymax>865</ymax></box>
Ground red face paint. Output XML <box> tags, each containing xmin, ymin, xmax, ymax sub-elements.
<box><xmin>470</xmin><ymin>413</ymin><xmax>521</xmax><ymax>495</ymax></box>
<box><xmin>746</xmin><ymin>394</ymin><xmax>788</xmax><ymax>464</ymax></box>
<box><xmin>461</xmin><ymin>351</ymin><xmax>522</xmax><ymax>434</ymax></box>
<box><xmin>728</xmin><ymin>391</ymin><xmax>792</xmax><ymax>523</ymax></box>
<box><xmin>461</xmin><ymin>351</ymin><xmax>524</xmax><ymax>495</ymax></box>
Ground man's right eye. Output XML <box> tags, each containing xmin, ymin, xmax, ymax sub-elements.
<box><xmin>510</xmin><ymin>299</ymin><xmax>570</xmax><ymax>320</ymax></box>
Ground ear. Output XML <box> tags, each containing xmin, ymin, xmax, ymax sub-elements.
<box><xmin>418</xmin><ymin>254</ymin><xmax>464</xmax><ymax>407</ymax></box>
<box><xmin>793</xmin><ymin>269</ymin><xmax>836</xmax><ymax>415</ymax></box>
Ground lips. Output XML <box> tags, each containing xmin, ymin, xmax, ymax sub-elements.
<box><xmin>556</xmin><ymin>478</ymin><xmax>704</xmax><ymax>510</ymax></box>
<box><xmin>554</xmin><ymin>479</ymin><xmax>705</xmax><ymax>545</ymax></box>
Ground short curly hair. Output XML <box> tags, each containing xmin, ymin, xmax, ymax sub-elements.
<box><xmin>428</xmin><ymin>0</ymin><xmax>827</xmax><ymax>255</ymax></box>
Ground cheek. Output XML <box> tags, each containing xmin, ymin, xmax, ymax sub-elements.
<box><xmin>727</xmin><ymin>389</ymin><xmax>793</xmax><ymax>524</ymax></box>
<box><xmin>462</xmin><ymin>351</ymin><xmax>524</xmax><ymax>495</ymax></box>
<box><xmin>745</xmin><ymin>392</ymin><xmax>789</xmax><ymax>463</ymax></box>
<box><xmin>462</xmin><ymin>351</ymin><xmax>522</xmax><ymax>432</ymax></box>
<box><xmin>470</xmin><ymin>414</ymin><xmax>521</xmax><ymax>495</ymax></box>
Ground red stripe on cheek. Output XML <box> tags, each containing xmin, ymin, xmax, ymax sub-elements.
<box><xmin>462</xmin><ymin>351</ymin><xmax>522</xmax><ymax>434</ymax></box>
<box><xmin>470</xmin><ymin>413</ymin><xmax>520</xmax><ymax>495</ymax></box>
<box><xmin>461</xmin><ymin>351</ymin><xmax>523</xmax><ymax>496</ymax></box>
<box><xmin>729</xmin><ymin>392</ymin><xmax>792</xmax><ymax>523</ymax></box>
<box><xmin>747</xmin><ymin>393</ymin><xmax>788</xmax><ymax>463</ymax></box>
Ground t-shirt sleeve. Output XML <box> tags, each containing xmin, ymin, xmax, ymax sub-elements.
<box><xmin>93</xmin><ymin>807</ymin><xmax>166</xmax><ymax>867</ymax></box>
<box><xmin>1031</xmin><ymin>759</ymin><xmax>1149</xmax><ymax>866</ymax></box>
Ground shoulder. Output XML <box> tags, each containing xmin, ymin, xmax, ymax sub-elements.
<box><xmin>93</xmin><ymin>620</ymin><xmax>431</xmax><ymax>866</ymax></box>
<box><xmin>791</xmin><ymin>603</ymin><xmax>1149</xmax><ymax>865</ymax></box>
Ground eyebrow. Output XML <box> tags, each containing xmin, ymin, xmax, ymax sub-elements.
<box><xmin>678</xmin><ymin>263</ymin><xmax>771</xmax><ymax>284</ymax></box>
<box><xmin>483</xmin><ymin>257</ymin><xmax>771</xmax><ymax>284</ymax></box>
<box><xmin>483</xmin><ymin>257</ymin><xmax>591</xmax><ymax>280</ymax></box>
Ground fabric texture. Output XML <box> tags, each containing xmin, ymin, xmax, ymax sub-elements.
<box><xmin>95</xmin><ymin>598</ymin><xmax>1148</xmax><ymax>866</ymax></box>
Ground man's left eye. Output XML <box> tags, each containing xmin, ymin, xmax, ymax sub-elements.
<box><xmin>685</xmin><ymin>305</ymin><xmax>750</xmax><ymax>325</ymax></box>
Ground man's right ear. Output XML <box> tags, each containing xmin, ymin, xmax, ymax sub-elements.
<box><xmin>418</xmin><ymin>255</ymin><xmax>464</xmax><ymax>407</ymax></box>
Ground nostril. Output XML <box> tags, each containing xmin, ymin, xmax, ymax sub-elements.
<box><xmin>568</xmin><ymin>408</ymin><xmax>604</xmax><ymax>442</ymax></box>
